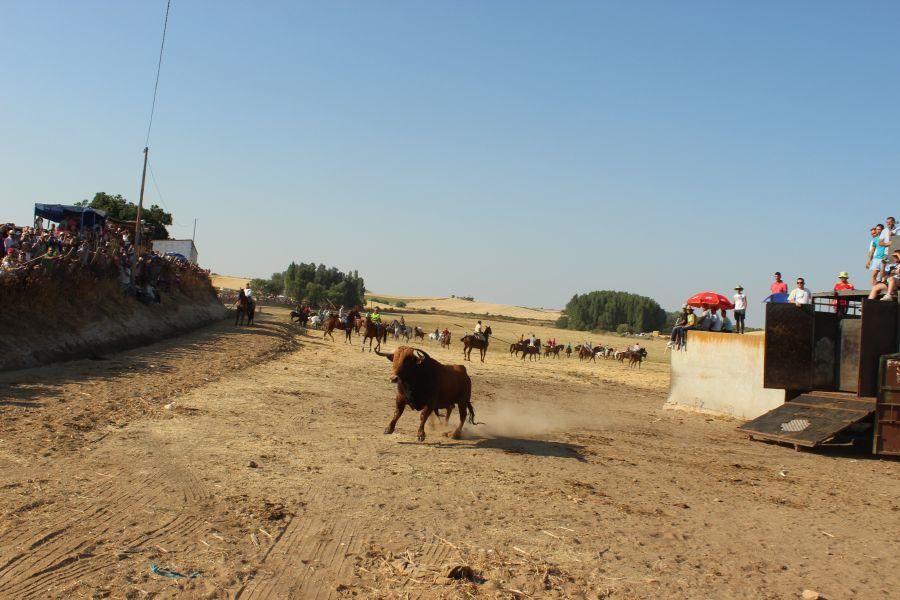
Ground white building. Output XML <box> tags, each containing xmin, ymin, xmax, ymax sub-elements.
<box><xmin>152</xmin><ymin>239</ymin><xmax>199</xmax><ymax>264</ymax></box>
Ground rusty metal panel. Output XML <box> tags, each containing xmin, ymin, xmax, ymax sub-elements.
<box><xmin>875</xmin><ymin>355</ymin><xmax>900</xmax><ymax>455</ymax></box>
<box><xmin>813</xmin><ymin>312</ymin><xmax>839</xmax><ymax>390</ymax></box>
<box><xmin>858</xmin><ymin>300</ymin><xmax>898</xmax><ymax>397</ymax></box>
<box><xmin>739</xmin><ymin>392</ymin><xmax>875</xmax><ymax>447</ymax></box>
<box><xmin>764</xmin><ymin>303</ymin><xmax>814</xmax><ymax>391</ymax></box>
<box><xmin>838</xmin><ymin>319</ymin><xmax>862</xmax><ymax>393</ymax></box>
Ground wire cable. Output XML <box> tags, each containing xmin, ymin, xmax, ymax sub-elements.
<box><xmin>145</xmin><ymin>0</ymin><xmax>172</xmax><ymax>147</ymax></box>
<box><xmin>147</xmin><ymin>161</ymin><xmax>169</xmax><ymax>212</ymax></box>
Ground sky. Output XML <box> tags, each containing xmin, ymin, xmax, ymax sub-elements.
<box><xmin>2</xmin><ymin>1</ymin><xmax>899</xmax><ymax>325</ymax></box>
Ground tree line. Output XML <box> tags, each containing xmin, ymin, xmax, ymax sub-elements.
<box><xmin>77</xmin><ymin>192</ymin><xmax>173</xmax><ymax>240</ymax></box>
<box><xmin>556</xmin><ymin>290</ymin><xmax>670</xmax><ymax>333</ymax></box>
<box><xmin>251</xmin><ymin>262</ymin><xmax>365</xmax><ymax>308</ymax></box>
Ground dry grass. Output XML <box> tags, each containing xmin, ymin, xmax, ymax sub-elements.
<box><xmin>367</xmin><ymin>293</ymin><xmax>561</xmax><ymax>322</ymax></box>
<box><xmin>211</xmin><ymin>274</ymin><xmax>252</xmax><ymax>290</ymax></box>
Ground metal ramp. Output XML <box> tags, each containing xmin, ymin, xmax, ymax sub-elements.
<box><xmin>739</xmin><ymin>392</ymin><xmax>875</xmax><ymax>448</ymax></box>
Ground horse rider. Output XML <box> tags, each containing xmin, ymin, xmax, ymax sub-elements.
<box><xmin>400</xmin><ymin>315</ymin><xmax>405</xmax><ymax>327</ymax></box>
<box><xmin>370</xmin><ymin>307</ymin><xmax>382</xmax><ymax>324</ymax></box>
<box><xmin>442</xmin><ymin>327</ymin><xmax>450</xmax><ymax>341</ymax></box>
<box><xmin>474</xmin><ymin>320</ymin><xmax>485</xmax><ymax>343</ymax></box>
<box><xmin>244</xmin><ymin>283</ymin><xmax>255</xmax><ymax>310</ymax></box>
<box><xmin>529</xmin><ymin>333</ymin><xmax>537</xmax><ymax>348</ymax></box>
<box><xmin>339</xmin><ymin>305</ymin><xmax>347</xmax><ymax>326</ymax></box>
<box><xmin>519</xmin><ymin>333</ymin><xmax>524</xmax><ymax>343</ymax></box>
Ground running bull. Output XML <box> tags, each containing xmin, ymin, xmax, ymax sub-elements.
<box><xmin>375</xmin><ymin>346</ymin><xmax>478</xmax><ymax>441</ymax></box>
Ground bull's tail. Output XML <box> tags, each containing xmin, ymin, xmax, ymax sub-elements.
<box><xmin>464</xmin><ymin>378</ymin><xmax>483</xmax><ymax>426</ymax></box>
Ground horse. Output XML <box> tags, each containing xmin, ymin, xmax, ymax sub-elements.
<box><xmin>389</xmin><ymin>320</ymin><xmax>411</xmax><ymax>342</ymax></box>
<box><xmin>578</xmin><ymin>346</ymin><xmax>593</xmax><ymax>361</ymax></box>
<box><xmin>308</xmin><ymin>315</ymin><xmax>322</xmax><ymax>329</ymax></box>
<box><xmin>624</xmin><ymin>348</ymin><xmax>648</xmax><ymax>368</ymax></box>
<box><xmin>324</xmin><ymin>310</ymin><xmax>360</xmax><ymax>343</ymax></box>
<box><xmin>361</xmin><ymin>317</ymin><xmax>387</xmax><ymax>352</ymax></box>
<box><xmin>547</xmin><ymin>345</ymin><xmax>563</xmax><ymax>359</ymax></box>
<box><xmin>235</xmin><ymin>293</ymin><xmax>255</xmax><ymax>326</ymax></box>
<box><xmin>440</xmin><ymin>332</ymin><xmax>451</xmax><ymax>349</ymax></box>
<box><xmin>413</xmin><ymin>327</ymin><xmax>426</xmax><ymax>341</ymax></box>
<box><xmin>509</xmin><ymin>340</ymin><xmax>528</xmax><ymax>357</ymax></box>
<box><xmin>290</xmin><ymin>309</ymin><xmax>309</xmax><ymax>326</ymax></box>
<box><xmin>521</xmin><ymin>339</ymin><xmax>542</xmax><ymax>361</ymax></box>
<box><xmin>428</xmin><ymin>331</ymin><xmax>441</xmax><ymax>342</ymax></box>
<box><xmin>461</xmin><ymin>326</ymin><xmax>492</xmax><ymax>362</ymax></box>
<box><xmin>564</xmin><ymin>345</ymin><xmax>572</xmax><ymax>358</ymax></box>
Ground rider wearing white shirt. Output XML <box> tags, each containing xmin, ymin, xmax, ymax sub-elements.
<box><xmin>244</xmin><ymin>284</ymin><xmax>254</xmax><ymax>304</ymax></box>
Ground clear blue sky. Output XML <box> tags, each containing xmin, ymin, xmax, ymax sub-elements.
<box><xmin>2</xmin><ymin>1</ymin><xmax>898</xmax><ymax>324</ymax></box>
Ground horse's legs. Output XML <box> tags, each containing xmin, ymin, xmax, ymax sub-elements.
<box><xmin>385</xmin><ymin>393</ymin><xmax>405</xmax><ymax>434</ymax></box>
<box><xmin>416</xmin><ymin>406</ymin><xmax>433</xmax><ymax>442</ymax></box>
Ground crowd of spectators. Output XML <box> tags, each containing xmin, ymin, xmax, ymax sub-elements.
<box><xmin>1</xmin><ymin>216</ymin><xmax>211</xmax><ymax>303</ymax></box>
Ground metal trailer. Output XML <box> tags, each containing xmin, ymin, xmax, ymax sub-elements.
<box><xmin>739</xmin><ymin>291</ymin><xmax>900</xmax><ymax>454</ymax></box>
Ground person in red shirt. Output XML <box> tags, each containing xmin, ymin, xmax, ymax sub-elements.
<box><xmin>833</xmin><ymin>271</ymin><xmax>855</xmax><ymax>316</ymax></box>
<box><xmin>771</xmin><ymin>272</ymin><xmax>788</xmax><ymax>295</ymax></box>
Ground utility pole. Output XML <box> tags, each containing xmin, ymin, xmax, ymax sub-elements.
<box><xmin>192</xmin><ymin>218</ymin><xmax>197</xmax><ymax>242</ymax></box>
<box><xmin>135</xmin><ymin>146</ymin><xmax>149</xmax><ymax>254</ymax></box>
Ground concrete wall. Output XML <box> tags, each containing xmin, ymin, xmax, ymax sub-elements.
<box><xmin>152</xmin><ymin>239</ymin><xmax>199</xmax><ymax>264</ymax></box>
<box><xmin>665</xmin><ymin>331</ymin><xmax>785</xmax><ymax>419</ymax></box>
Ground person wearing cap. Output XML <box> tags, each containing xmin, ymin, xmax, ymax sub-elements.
<box><xmin>833</xmin><ymin>272</ymin><xmax>855</xmax><ymax>316</ymax></box>
<box><xmin>732</xmin><ymin>285</ymin><xmax>747</xmax><ymax>334</ymax></box>
<box><xmin>0</xmin><ymin>248</ymin><xmax>17</xmax><ymax>274</ymax></box>
<box><xmin>770</xmin><ymin>272</ymin><xmax>788</xmax><ymax>295</ymax></box>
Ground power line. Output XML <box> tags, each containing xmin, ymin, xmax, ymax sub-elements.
<box><xmin>145</xmin><ymin>0</ymin><xmax>172</xmax><ymax>147</ymax></box>
<box><xmin>147</xmin><ymin>161</ymin><xmax>169</xmax><ymax>211</ymax></box>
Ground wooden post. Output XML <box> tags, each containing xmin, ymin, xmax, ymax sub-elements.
<box><xmin>135</xmin><ymin>146</ymin><xmax>149</xmax><ymax>254</ymax></box>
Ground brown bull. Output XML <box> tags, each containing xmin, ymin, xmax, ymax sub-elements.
<box><xmin>376</xmin><ymin>346</ymin><xmax>478</xmax><ymax>441</ymax></box>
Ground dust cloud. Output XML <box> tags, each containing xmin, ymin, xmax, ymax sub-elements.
<box><xmin>463</xmin><ymin>398</ymin><xmax>586</xmax><ymax>439</ymax></box>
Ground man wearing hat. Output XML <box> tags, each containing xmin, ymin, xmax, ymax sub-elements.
<box><xmin>732</xmin><ymin>285</ymin><xmax>747</xmax><ymax>334</ymax></box>
<box><xmin>833</xmin><ymin>272</ymin><xmax>855</xmax><ymax>316</ymax></box>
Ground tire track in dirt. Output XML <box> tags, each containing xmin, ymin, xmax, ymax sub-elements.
<box><xmin>234</xmin><ymin>511</ymin><xmax>366</xmax><ymax>600</ymax></box>
<box><xmin>0</xmin><ymin>454</ymin><xmax>210</xmax><ymax>598</ymax></box>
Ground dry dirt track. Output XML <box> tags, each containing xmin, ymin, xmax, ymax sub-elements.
<box><xmin>1</xmin><ymin>308</ymin><xmax>899</xmax><ymax>599</ymax></box>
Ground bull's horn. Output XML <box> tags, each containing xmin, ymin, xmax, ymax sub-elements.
<box><xmin>375</xmin><ymin>350</ymin><xmax>394</xmax><ymax>361</ymax></box>
<box><xmin>414</xmin><ymin>349</ymin><xmax>430</xmax><ymax>361</ymax></box>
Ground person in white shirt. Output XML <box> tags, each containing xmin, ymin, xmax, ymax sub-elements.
<box><xmin>244</xmin><ymin>283</ymin><xmax>255</xmax><ymax>307</ymax></box>
<box><xmin>732</xmin><ymin>285</ymin><xmax>747</xmax><ymax>334</ymax></box>
<box><xmin>529</xmin><ymin>333</ymin><xmax>537</xmax><ymax>347</ymax></box>
<box><xmin>709</xmin><ymin>309</ymin><xmax>723</xmax><ymax>332</ymax></box>
<box><xmin>788</xmin><ymin>277</ymin><xmax>812</xmax><ymax>306</ymax></box>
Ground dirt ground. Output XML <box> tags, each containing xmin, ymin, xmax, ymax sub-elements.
<box><xmin>1</xmin><ymin>307</ymin><xmax>898</xmax><ymax>599</ymax></box>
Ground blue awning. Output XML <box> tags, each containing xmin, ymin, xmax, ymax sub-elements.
<box><xmin>34</xmin><ymin>204</ymin><xmax>108</xmax><ymax>228</ymax></box>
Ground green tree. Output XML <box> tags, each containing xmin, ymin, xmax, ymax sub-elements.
<box><xmin>258</xmin><ymin>261</ymin><xmax>365</xmax><ymax>306</ymax></box>
<box><xmin>77</xmin><ymin>192</ymin><xmax>173</xmax><ymax>240</ymax></box>
<box><xmin>558</xmin><ymin>290</ymin><xmax>667</xmax><ymax>333</ymax></box>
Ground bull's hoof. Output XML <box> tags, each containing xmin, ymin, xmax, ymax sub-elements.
<box><xmin>417</xmin><ymin>434</ymin><xmax>425</xmax><ymax>442</ymax></box>
<box><xmin>384</xmin><ymin>428</ymin><xmax>394</xmax><ymax>435</ymax></box>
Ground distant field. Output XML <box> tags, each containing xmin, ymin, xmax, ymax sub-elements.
<box><xmin>211</xmin><ymin>274</ymin><xmax>251</xmax><ymax>290</ymax></box>
<box><xmin>366</xmin><ymin>293</ymin><xmax>561</xmax><ymax>322</ymax></box>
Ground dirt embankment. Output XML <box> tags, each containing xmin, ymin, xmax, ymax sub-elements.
<box><xmin>0</xmin><ymin>277</ymin><xmax>227</xmax><ymax>371</ymax></box>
